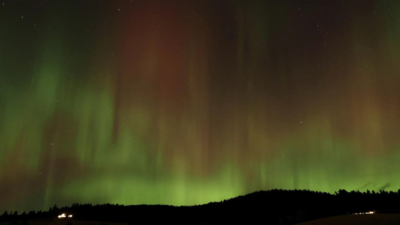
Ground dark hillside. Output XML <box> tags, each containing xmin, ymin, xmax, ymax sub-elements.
<box><xmin>1</xmin><ymin>189</ymin><xmax>399</xmax><ymax>225</ymax></box>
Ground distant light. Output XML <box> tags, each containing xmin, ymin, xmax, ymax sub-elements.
<box><xmin>353</xmin><ymin>211</ymin><xmax>374</xmax><ymax>216</ymax></box>
<box><xmin>68</xmin><ymin>215</ymin><xmax>73</xmax><ymax>218</ymax></box>
<box><xmin>58</xmin><ymin>213</ymin><xmax>66</xmax><ymax>219</ymax></box>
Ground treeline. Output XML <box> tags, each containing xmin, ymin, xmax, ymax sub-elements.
<box><xmin>1</xmin><ymin>189</ymin><xmax>400</xmax><ymax>225</ymax></box>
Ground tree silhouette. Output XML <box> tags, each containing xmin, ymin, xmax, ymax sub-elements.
<box><xmin>28</xmin><ymin>211</ymin><xmax>35</xmax><ymax>218</ymax></box>
<box><xmin>50</xmin><ymin>204</ymin><xmax>59</xmax><ymax>212</ymax></box>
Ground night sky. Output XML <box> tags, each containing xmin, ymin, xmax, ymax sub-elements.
<box><xmin>1</xmin><ymin>0</ymin><xmax>400</xmax><ymax>212</ymax></box>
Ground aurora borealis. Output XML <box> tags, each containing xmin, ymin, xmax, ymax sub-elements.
<box><xmin>1</xmin><ymin>0</ymin><xmax>400</xmax><ymax>212</ymax></box>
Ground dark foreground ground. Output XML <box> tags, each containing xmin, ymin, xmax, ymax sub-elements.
<box><xmin>2</xmin><ymin>215</ymin><xmax>400</xmax><ymax>225</ymax></box>
<box><xmin>0</xmin><ymin>220</ymin><xmax>129</xmax><ymax>225</ymax></box>
<box><xmin>295</xmin><ymin>214</ymin><xmax>400</xmax><ymax>225</ymax></box>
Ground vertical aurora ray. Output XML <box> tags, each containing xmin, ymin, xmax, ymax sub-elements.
<box><xmin>1</xmin><ymin>0</ymin><xmax>400</xmax><ymax>212</ymax></box>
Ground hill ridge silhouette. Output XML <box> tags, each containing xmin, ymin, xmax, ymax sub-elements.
<box><xmin>1</xmin><ymin>189</ymin><xmax>400</xmax><ymax>225</ymax></box>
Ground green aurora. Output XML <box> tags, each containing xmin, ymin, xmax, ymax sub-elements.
<box><xmin>1</xmin><ymin>0</ymin><xmax>400</xmax><ymax>212</ymax></box>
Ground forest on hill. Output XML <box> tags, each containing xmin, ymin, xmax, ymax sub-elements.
<box><xmin>1</xmin><ymin>189</ymin><xmax>399</xmax><ymax>225</ymax></box>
